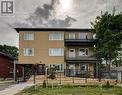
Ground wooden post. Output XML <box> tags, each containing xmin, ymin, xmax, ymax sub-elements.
<box><xmin>23</xmin><ymin>65</ymin><xmax>25</xmax><ymax>82</ymax></box>
<box><xmin>45</xmin><ymin>67</ymin><xmax>48</xmax><ymax>87</ymax></box>
<box><xmin>60</xmin><ymin>72</ymin><xmax>61</xmax><ymax>84</ymax></box>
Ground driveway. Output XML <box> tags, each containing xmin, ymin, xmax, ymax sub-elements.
<box><xmin>0</xmin><ymin>82</ymin><xmax>34</xmax><ymax>95</ymax></box>
<box><xmin>0</xmin><ymin>81</ymin><xmax>15</xmax><ymax>91</ymax></box>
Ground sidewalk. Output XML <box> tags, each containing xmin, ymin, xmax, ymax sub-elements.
<box><xmin>117</xmin><ymin>83</ymin><xmax>122</xmax><ymax>87</ymax></box>
<box><xmin>0</xmin><ymin>82</ymin><xmax>34</xmax><ymax>95</ymax></box>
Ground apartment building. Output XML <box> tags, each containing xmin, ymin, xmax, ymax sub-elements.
<box><xmin>15</xmin><ymin>28</ymin><xmax>99</xmax><ymax>78</ymax></box>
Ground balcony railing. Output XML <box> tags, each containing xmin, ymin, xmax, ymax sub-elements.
<box><xmin>65</xmin><ymin>56</ymin><xmax>99</xmax><ymax>63</ymax></box>
<box><xmin>64</xmin><ymin>38</ymin><xmax>96</xmax><ymax>46</ymax></box>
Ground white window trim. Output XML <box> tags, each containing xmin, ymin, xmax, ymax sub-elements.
<box><xmin>49</xmin><ymin>48</ymin><xmax>64</xmax><ymax>56</ymax></box>
<box><xmin>24</xmin><ymin>48</ymin><xmax>34</xmax><ymax>56</ymax></box>
<box><xmin>24</xmin><ymin>32</ymin><xmax>34</xmax><ymax>40</ymax></box>
<box><xmin>48</xmin><ymin>64</ymin><xmax>64</xmax><ymax>72</ymax></box>
<box><xmin>79</xmin><ymin>48</ymin><xmax>89</xmax><ymax>56</ymax></box>
<box><xmin>49</xmin><ymin>32</ymin><xmax>64</xmax><ymax>40</ymax></box>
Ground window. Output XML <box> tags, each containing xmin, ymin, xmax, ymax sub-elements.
<box><xmin>79</xmin><ymin>48</ymin><xmax>88</xmax><ymax>56</ymax></box>
<box><xmin>81</xmin><ymin>64</ymin><xmax>87</xmax><ymax>71</ymax></box>
<box><xmin>24</xmin><ymin>48</ymin><xmax>34</xmax><ymax>56</ymax></box>
<box><xmin>49</xmin><ymin>32</ymin><xmax>64</xmax><ymax>40</ymax></box>
<box><xmin>79</xmin><ymin>33</ymin><xmax>88</xmax><ymax>39</ymax></box>
<box><xmin>24</xmin><ymin>32</ymin><xmax>34</xmax><ymax>40</ymax></box>
<box><xmin>48</xmin><ymin>64</ymin><xmax>64</xmax><ymax>72</ymax></box>
<box><xmin>49</xmin><ymin>48</ymin><xmax>64</xmax><ymax>56</ymax></box>
<box><xmin>69</xmin><ymin>33</ymin><xmax>75</xmax><ymax>39</ymax></box>
<box><xmin>9</xmin><ymin>68</ymin><xmax>13</xmax><ymax>73</ymax></box>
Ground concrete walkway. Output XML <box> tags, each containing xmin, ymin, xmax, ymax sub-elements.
<box><xmin>0</xmin><ymin>82</ymin><xmax>34</xmax><ymax>95</ymax></box>
<box><xmin>117</xmin><ymin>83</ymin><xmax>122</xmax><ymax>87</ymax></box>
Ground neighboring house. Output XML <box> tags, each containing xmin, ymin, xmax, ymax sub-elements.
<box><xmin>0</xmin><ymin>52</ymin><xmax>23</xmax><ymax>79</ymax></box>
<box><xmin>15</xmin><ymin>28</ymin><xmax>99</xmax><ymax>78</ymax></box>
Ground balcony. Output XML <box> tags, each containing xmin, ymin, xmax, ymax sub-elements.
<box><xmin>65</xmin><ymin>39</ymin><xmax>96</xmax><ymax>46</ymax></box>
<box><xmin>65</xmin><ymin>56</ymin><xmax>99</xmax><ymax>63</ymax></box>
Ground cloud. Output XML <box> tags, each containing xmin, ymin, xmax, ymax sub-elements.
<box><xmin>0</xmin><ymin>21</ymin><xmax>18</xmax><ymax>47</ymax></box>
<box><xmin>0</xmin><ymin>0</ymin><xmax>122</xmax><ymax>47</ymax></box>
<box><xmin>14</xmin><ymin>0</ymin><xmax>77</xmax><ymax>28</ymax></box>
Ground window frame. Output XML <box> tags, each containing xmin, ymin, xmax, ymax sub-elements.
<box><xmin>49</xmin><ymin>32</ymin><xmax>64</xmax><ymax>40</ymax></box>
<box><xmin>49</xmin><ymin>48</ymin><xmax>64</xmax><ymax>56</ymax></box>
<box><xmin>68</xmin><ymin>33</ymin><xmax>76</xmax><ymax>39</ymax></box>
<box><xmin>24</xmin><ymin>32</ymin><xmax>34</xmax><ymax>40</ymax></box>
<box><xmin>48</xmin><ymin>64</ymin><xmax>64</xmax><ymax>72</ymax></box>
<box><xmin>79</xmin><ymin>33</ymin><xmax>88</xmax><ymax>39</ymax></box>
<box><xmin>24</xmin><ymin>48</ymin><xmax>34</xmax><ymax>56</ymax></box>
<box><xmin>79</xmin><ymin>48</ymin><xmax>89</xmax><ymax>56</ymax></box>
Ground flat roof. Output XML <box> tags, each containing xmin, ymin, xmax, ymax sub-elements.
<box><xmin>14</xmin><ymin>28</ymin><xmax>93</xmax><ymax>32</ymax></box>
<box><xmin>0</xmin><ymin>52</ymin><xmax>14</xmax><ymax>60</ymax></box>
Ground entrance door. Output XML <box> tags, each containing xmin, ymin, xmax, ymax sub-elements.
<box><xmin>80</xmin><ymin>64</ymin><xmax>87</xmax><ymax>77</ymax></box>
<box><xmin>69</xmin><ymin>49</ymin><xmax>76</xmax><ymax>58</ymax></box>
<box><xmin>69</xmin><ymin>64</ymin><xmax>76</xmax><ymax>76</ymax></box>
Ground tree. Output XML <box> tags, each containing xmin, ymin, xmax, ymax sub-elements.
<box><xmin>91</xmin><ymin>11</ymin><xmax>122</xmax><ymax>78</ymax></box>
<box><xmin>0</xmin><ymin>44</ymin><xmax>18</xmax><ymax>59</ymax></box>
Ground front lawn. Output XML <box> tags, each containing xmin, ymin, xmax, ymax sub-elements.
<box><xmin>16</xmin><ymin>85</ymin><xmax>122</xmax><ymax>95</ymax></box>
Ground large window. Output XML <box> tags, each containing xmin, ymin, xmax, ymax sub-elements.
<box><xmin>24</xmin><ymin>32</ymin><xmax>34</xmax><ymax>40</ymax></box>
<box><xmin>48</xmin><ymin>64</ymin><xmax>64</xmax><ymax>72</ymax></box>
<box><xmin>49</xmin><ymin>32</ymin><xmax>64</xmax><ymax>40</ymax></box>
<box><xmin>79</xmin><ymin>48</ymin><xmax>88</xmax><ymax>56</ymax></box>
<box><xmin>49</xmin><ymin>48</ymin><xmax>64</xmax><ymax>56</ymax></box>
<box><xmin>24</xmin><ymin>48</ymin><xmax>34</xmax><ymax>56</ymax></box>
<box><xmin>79</xmin><ymin>33</ymin><xmax>88</xmax><ymax>39</ymax></box>
<box><xmin>69</xmin><ymin>33</ymin><xmax>75</xmax><ymax>39</ymax></box>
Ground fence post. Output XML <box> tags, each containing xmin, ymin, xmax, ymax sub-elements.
<box><xmin>73</xmin><ymin>75</ymin><xmax>74</xmax><ymax>83</ymax></box>
<box><xmin>60</xmin><ymin>72</ymin><xmax>61</xmax><ymax>84</ymax></box>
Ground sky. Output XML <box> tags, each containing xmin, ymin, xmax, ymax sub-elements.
<box><xmin>0</xmin><ymin>0</ymin><xmax>122</xmax><ymax>47</ymax></box>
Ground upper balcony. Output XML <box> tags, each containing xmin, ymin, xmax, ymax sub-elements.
<box><xmin>64</xmin><ymin>32</ymin><xmax>96</xmax><ymax>46</ymax></box>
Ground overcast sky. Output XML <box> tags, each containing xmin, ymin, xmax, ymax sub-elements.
<box><xmin>0</xmin><ymin>0</ymin><xmax>122</xmax><ymax>47</ymax></box>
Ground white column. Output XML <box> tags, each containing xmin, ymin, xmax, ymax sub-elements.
<box><xmin>13</xmin><ymin>60</ymin><xmax>18</xmax><ymax>81</ymax></box>
<box><xmin>117</xmin><ymin>71</ymin><xmax>122</xmax><ymax>82</ymax></box>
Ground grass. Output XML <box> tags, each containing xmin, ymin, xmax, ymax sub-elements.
<box><xmin>16</xmin><ymin>85</ymin><xmax>122</xmax><ymax>95</ymax></box>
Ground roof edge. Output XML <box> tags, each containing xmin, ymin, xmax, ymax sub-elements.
<box><xmin>14</xmin><ymin>28</ymin><xmax>93</xmax><ymax>33</ymax></box>
<box><xmin>0</xmin><ymin>52</ymin><xmax>15</xmax><ymax>60</ymax></box>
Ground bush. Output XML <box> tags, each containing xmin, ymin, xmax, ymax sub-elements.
<box><xmin>106</xmin><ymin>81</ymin><xmax>110</xmax><ymax>88</ymax></box>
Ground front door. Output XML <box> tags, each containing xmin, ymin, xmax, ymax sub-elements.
<box><xmin>80</xmin><ymin>64</ymin><xmax>87</xmax><ymax>77</ymax></box>
<box><xmin>69</xmin><ymin>64</ymin><xmax>76</xmax><ymax>76</ymax></box>
<box><xmin>69</xmin><ymin>49</ymin><xmax>76</xmax><ymax>58</ymax></box>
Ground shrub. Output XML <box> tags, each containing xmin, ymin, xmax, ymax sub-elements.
<box><xmin>106</xmin><ymin>81</ymin><xmax>110</xmax><ymax>88</ymax></box>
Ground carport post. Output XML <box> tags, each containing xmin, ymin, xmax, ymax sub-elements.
<box><xmin>14</xmin><ymin>60</ymin><xmax>17</xmax><ymax>81</ymax></box>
